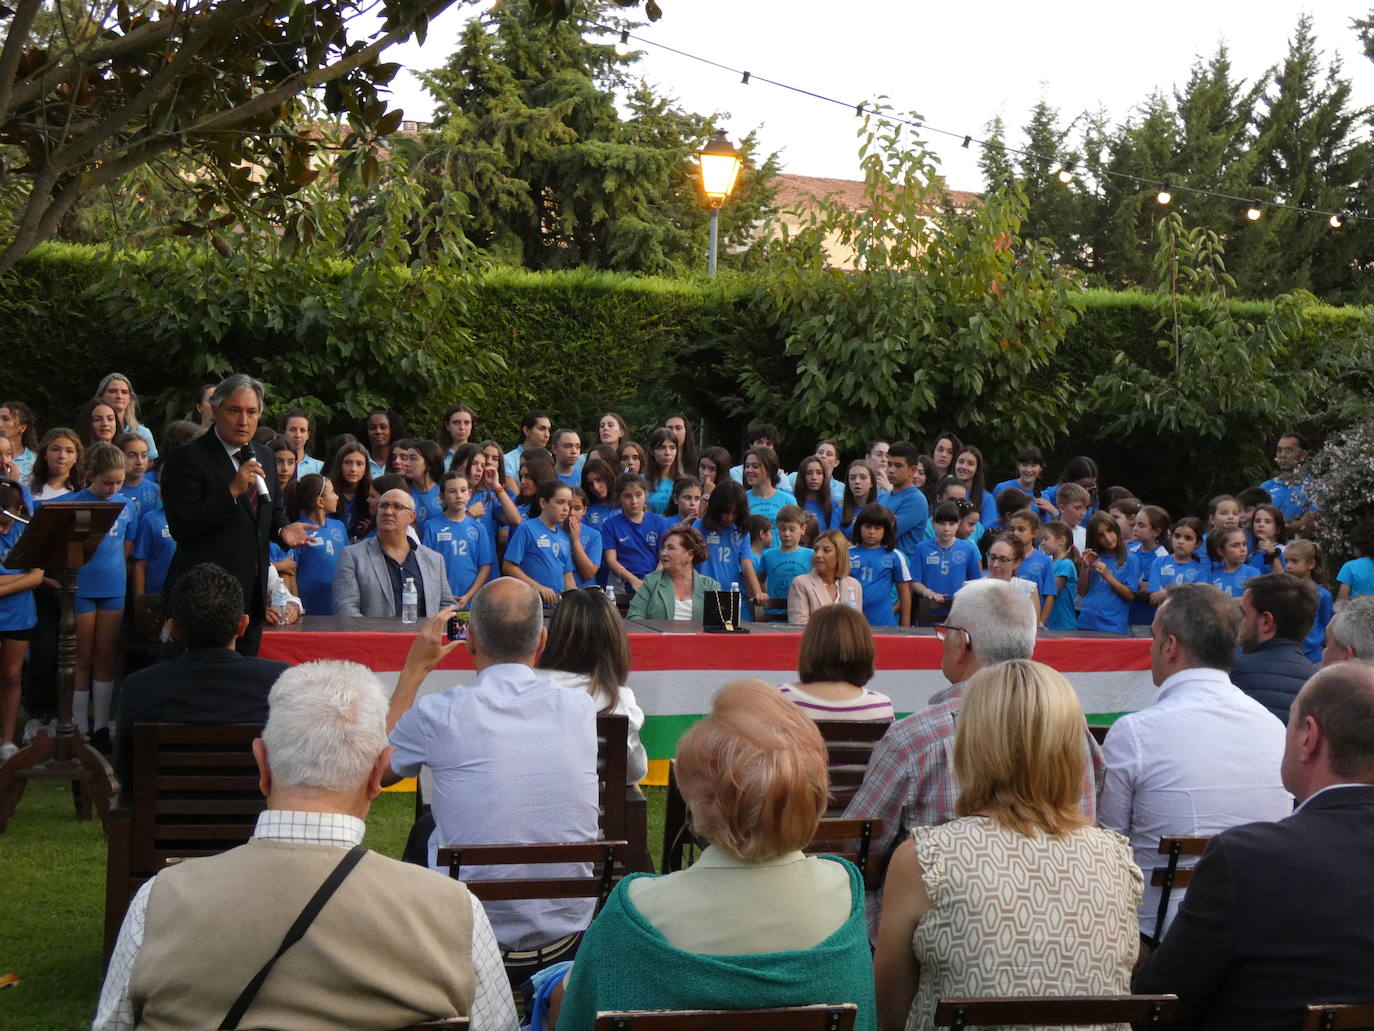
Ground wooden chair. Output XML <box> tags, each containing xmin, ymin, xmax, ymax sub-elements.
<box><xmin>1303</xmin><ymin>1004</ymin><xmax>1374</xmax><ymax>1031</ymax></box>
<box><xmin>803</xmin><ymin>817</ymin><xmax>883</xmax><ymax>886</ymax></box>
<box><xmin>813</xmin><ymin>720</ymin><xmax>890</xmax><ymax>816</ymax></box>
<box><xmin>437</xmin><ymin>840</ymin><xmax>627</xmax><ymax>910</ymax></box>
<box><xmin>1148</xmin><ymin>835</ymin><xmax>1211</xmax><ymax>945</ymax></box>
<box><xmin>595</xmin><ymin>1003</ymin><xmax>858</xmax><ymax>1031</ymax></box>
<box><xmin>104</xmin><ymin>723</ymin><xmax>265</xmax><ymax>963</ymax></box>
<box><xmin>933</xmin><ymin>994</ymin><xmax>1178</xmax><ymax>1028</ymax></box>
<box><xmin>415</xmin><ymin>714</ymin><xmax>652</xmax><ymax>874</ymax></box>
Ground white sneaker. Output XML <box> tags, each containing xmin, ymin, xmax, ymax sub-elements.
<box><xmin>0</xmin><ymin>742</ymin><xmax>18</xmax><ymax>763</ymax></box>
<box><xmin>21</xmin><ymin>718</ymin><xmax>45</xmax><ymax>744</ymax></box>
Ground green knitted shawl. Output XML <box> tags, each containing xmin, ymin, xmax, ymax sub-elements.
<box><xmin>558</xmin><ymin>856</ymin><xmax>876</xmax><ymax>1031</ymax></box>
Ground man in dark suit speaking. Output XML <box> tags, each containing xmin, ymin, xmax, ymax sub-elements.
<box><xmin>160</xmin><ymin>374</ymin><xmax>314</xmax><ymax>656</ymax></box>
<box><xmin>1135</xmin><ymin>660</ymin><xmax>1374</xmax><ymax>1029</ymax></box>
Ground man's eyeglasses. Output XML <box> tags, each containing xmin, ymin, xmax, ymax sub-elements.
<box><xmin>934</xmin><ymin>624</ymin><xmax>971</xmax><ymax>646</ymax></box>
<box><xmin>378</xmin><ymin>501</ymin><xmax>413</xmax><ymax>513</ymax></box>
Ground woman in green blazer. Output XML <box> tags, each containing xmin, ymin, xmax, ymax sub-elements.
<box><xmin>627</xmin><ymin>525</ymin><xmax>720</xmax><ymax>621</ymax></box>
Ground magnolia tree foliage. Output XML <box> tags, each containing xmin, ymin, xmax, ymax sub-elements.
<box><xmin>732</xmin><ymin>106</ymin><xmax>1082</xmax><ymax>462</ymax></box>
<box><xmin>0</xmin><ymin>0</ymin><xmax>476</xmax><ymax>272</ymax></box>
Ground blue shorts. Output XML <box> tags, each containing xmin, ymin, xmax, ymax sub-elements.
<box><xmin>75</xmin><ymin>596</ymin><xmax>124</xmax><ymax>615</ymax></box>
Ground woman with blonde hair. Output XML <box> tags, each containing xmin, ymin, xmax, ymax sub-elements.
<box><xmin>788</xmin><ymin>529</ymin><xmax>862</xmax><ymax>624</ymax></box>
<box><xmin>874</xmin><ymin>659</ymin><xmax>1141</xmax><ymax>1031</ymax></box>
<box><xmin>556</xmin><ymin>679</ymin><xmax>876</xmax><ymax>1030</ymax></box>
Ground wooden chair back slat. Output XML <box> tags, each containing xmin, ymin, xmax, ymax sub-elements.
<box><xmin>437</xmin><ymin>840</ymin><xmax>628</xmax><ymax>915</ymax></box>
<box><xmin>1148</xmin><ymin>834</ymin><xmax>1212</xmax><ymax>946</ymax></box>
<box><xmin>598</xmin><ymin>714</ymin><xmax>629</xmax><ymax>841</ymax></box>
<box><xmin>1302</xmin><ymin>1004</ymin><xmax>1374</xmax><ymax>1031</ymax></box>
<box><xmin>595</xmin><ymin>1003</ymin><xmax>858</xmax><ymax>1031</ymax></box>
<box><xmin>813</xmin><ymin>721</ymin><xmax>890</xmax><ymax>816</ymax></box>
<box><xmin>933</xmin><ymin>994</ymin><xmax>1178</xmax><ymax>1028</ymax></box>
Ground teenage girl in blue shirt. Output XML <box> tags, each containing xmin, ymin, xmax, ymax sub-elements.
<box><xmin>1078</xmin><ymin>512</ymin><xmax>1141</xmax><ymax>634</ymax></box>
<box><xmin>287</xmin><ymin>474</ymin><xmax>348</xmax><ymax>617</ymax></box>
<box><xmin>580</xmin><ymin>458</ymin><xmax>619</xmax><ymax>528</ymax></box>
<box><xmin>742</xmin><ymin>446</ymin><xmax>797</xmax><ymax>534</ymax></box>
<box><xmin>691</xmin><ymin>479</ymin><xmax>767</xmax><ymax>606</ymax></box>
<box><xmin>503</xmin><ymin>480</ymin><xmax>576</xmax><ymax>605</ymax></box>
<box><xmin>69</xmin><ymin>442</ymin><xmax>136</xmax><ymax>739</ymax></box>
<box><xmin>0</xmin><ymin>478</ymin><xmax>42</xmax><ymax>757</ymax></box>
<box><xmin>793</xmin><ymin>455</ymin><xmax>840</xmax><ymax>532</ymax></box>
<box><xmin>566</xmin><ymin>487</ymin><xmax>605</xmax><ymax>589</ymax></box>
<box><xmin>115</xmin><ymin>432</ymin><xmax>160</xmax><ymax>520</ymax></box>
<box><xmin>328</xmin><ymin>441</ymin><xmax>374</xmax><ymax>542</ymax></box>
<box><xmin>953</xmin><ymin>445</ymin><xmax>1000</xmax><ymax>528</ymax></box>
<box><xmin>422</xmin><ymin>471</ymin><xmax>494</xmax><ymax>608</ymax></box>
<box><xmin>645</xmin><ymin>428</ymin><xmax>683</xmax><ymax>517</ymax></box>
<box><xmin>848</xmin><ymin>503</ymin><xmax>913</xmax><ymax>627</ymax></box>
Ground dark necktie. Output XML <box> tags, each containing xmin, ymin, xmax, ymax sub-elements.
<box><xmin>237</xmin><ymin>446</ymin><xmax>260</xmax><ymax>515</ymax></box>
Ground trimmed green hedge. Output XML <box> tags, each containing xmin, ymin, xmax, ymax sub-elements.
<box><xmin>3</xmin><ymin>244</ymin><xmax>1369</xmax><ymax>516</ymax></box>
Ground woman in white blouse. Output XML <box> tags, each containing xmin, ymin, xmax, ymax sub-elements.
<box><xmin>537</xmin><ymin>588</ymin><xmax>648</xmax><ymax>782</ymax></box>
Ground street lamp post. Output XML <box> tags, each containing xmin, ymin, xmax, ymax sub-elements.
<box><xmin>697</xmin><ymin>129</ymin><xmax>743</xmax><ymax>276</ymax></box>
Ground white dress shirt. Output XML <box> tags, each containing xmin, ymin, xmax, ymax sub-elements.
<box><xmin>94</xmin><ymin>810</ymin><xmax>517</xmax><ymax>1031</ymax></box>
<box><xmin>1098</xmin><ymin>666</ymin><xmax>1292</xmax><ymax>938</ymax></box>
<box><xmin>541</xmin><ymin>668</ymin><xmax>649</xmax><ymax>783</ymax></box>
<box><xmin>389</xmin><ymin>663</ymin><xmax>600</xmax><ymax>950</ymax></box>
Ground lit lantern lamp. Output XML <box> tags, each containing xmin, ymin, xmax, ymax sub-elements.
<box><xmin>697</xmin><ymin>130</ymin><xmax>743</xmax><ymax>275</ymax></box>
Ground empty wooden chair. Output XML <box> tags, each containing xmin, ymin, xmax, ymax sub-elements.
<box><xmin>814</xmin><ymin>720</ymin><xmax>890</xmax><ymax>816</ymax></box>
<box><xmin>932</xmin><ymin>994</ymin><xmax>1178</xmax><ymax>1028</ymax></box>
<box><xmin>594</xmin><ymin>1003</ymin><xmax>858</xmax><ymax>1031</ymax></box>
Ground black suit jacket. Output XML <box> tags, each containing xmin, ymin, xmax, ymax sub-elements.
<box><xmin>160</xmin><ymin>430</ymin><xmax>289</xmax><ymax>622</ymax></box>
<box><xmin>1134</xmin><ymin>784</ymin><xmax>1374</xmax><ymax>1030</ymax></box>
<box><xmin>114</xmin><ymin>647</ymin><xmax>288</xmax><ymax>801</ymax></box>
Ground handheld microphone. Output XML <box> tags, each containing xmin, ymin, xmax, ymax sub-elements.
<box><xmin>255</xmin><ymin>474</ymin><xmax>271</xmax><ymax>499</ymax></box>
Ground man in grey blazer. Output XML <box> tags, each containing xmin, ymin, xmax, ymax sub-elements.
<box><xmin>333</xmin><ymin>489</ymin><xmax>454</xmax><ymax>617</ymax></box>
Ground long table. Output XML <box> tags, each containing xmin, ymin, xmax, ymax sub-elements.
<box><xmin>259</xmin><ymin>618</ymin><xmax>1154</xmax><ymax>784</ymax></box>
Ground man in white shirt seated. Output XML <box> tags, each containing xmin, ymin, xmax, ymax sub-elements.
<box><xmin>1099</xmin><ymin>582</ymin><xmax>1292</xmax><ymax>943</ymax></box>
<box><xmin>95</xmin><ymin>658</ymin><xmax>516</xmax><ymax>1031</ymax></box>
<box><xmin>384</xmin><ymin>577</ymin><xmax>600</xmax><ymax>977</ymax></box>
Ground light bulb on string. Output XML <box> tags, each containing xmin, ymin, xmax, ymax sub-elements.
<box><xmin>1056</xmin><ymin>163</ymin><xmax>1074</xmax><ymax>186</ymax></box>
<box><xmin>1330</xmin><ymin>212</ymin><xmax>1345</xmax><ymax>229</ymax></box>
<box><xmin>1245</xmin><ymin>202</ymin><xmax>1263</xmax><ymax>222</ymax></box>
<box><xmin>614</xmin><ymin>29</ymin><xmax>631</xmax><ymax>57</ymax></box>
<box><xmin>1156</xmin><ymin>183</ymin><xmax>1173</xmax><ymax>206</ymax></box>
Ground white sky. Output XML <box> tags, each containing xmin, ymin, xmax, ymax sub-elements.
<box><xmin>379</xmin><ymin>1</ymin><xmax>1374</xmax><ymax>191</ymax></box>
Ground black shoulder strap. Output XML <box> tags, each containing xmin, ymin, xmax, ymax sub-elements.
<box><xmin>218</xmin><ymin>844</ymin><xmax>368</xmax><ymax>1030</ymax></box>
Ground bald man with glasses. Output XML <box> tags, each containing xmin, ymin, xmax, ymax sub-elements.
<box><xmin>333</xmin><ymin>489</ymin><xmax>454</xmax><ymax>617</ymax></box>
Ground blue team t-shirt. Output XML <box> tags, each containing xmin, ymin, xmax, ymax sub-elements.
<box><xmin>585</xmin><ymin>501</ymin><xmax>617</xmax><ymax>529</ymax></box>
<box><xmin>69</xmin><ymin>489</ymin><xmax>136</xmax><ymax>599</ymax></box>
<box><xmin>801</xmin><ymin>498</ymin><xmax>840</xmax><ymax>532</ymax></box>
<box><xmin>1018</xmin><ymin>549</ymin><xmax>1056</xmax><ymax>600</ymax></box>
<box><xmin>746</xmin><ymin>488</ymin><xmax>797</xmax><ymax>532</ymax></box>
<box><xmin>132</xmin><ymin>509</ymin><xmax>177</xmax><ymax>596</ymax></box>
<box><xmin>422</xmin><ymin>514</ymin><xmax>495</xmax><ymax>599</ymax></box>
<box><xmin>1211</xmin><ymin>565</ymin><xmax>1259</xmax><ymax>598</ymax></box>
<box><xmin>850</xmin><ymin>545</ymin><xmax>912</xmax><ymax>627</ymax></box>
<box><xmin>1044</xmin><ymin>557</ymin><xmax>1079</xmax><ymax>630</ymax></box>
<box><xmin>692</xmin><ymin>520</ymin><xmax>753</xmax><ymax>590</ymax></box>
<box><xmin>914</xmin><ymin>538</ymin><xmax>982</xmax><ymax>599</ymax></box>
<box><xmin>1261</xmin><ymin>476</ymin><xmax>1315</xmax><ymax>522</ymax></box>
<box><xmin>291</xmin><ymin>516</ymin><xmax>349</xmax><ymax>616</ymax></box>
<box><xmin>757</xmin><ymin>546</ymin><xmax>814</xmax><ymax>614</ymax></box>
<box><xmin>992</xmin><ymin>478</ymin><xmax>1041</xmax><ymax>499</ymax></box>
<box><xmin>573</xmin><ymin>522</ymin><xmax>604</xmax><ymax>589</ymax></box>
<box><xmin>884</xmin><ymin>487</ymin><xmax>931</xmax><ymax>573</ymax></box>
<box><xmin>1078</xmin><ymin>552</ymin><xmax>1141</xmax><ymax>634</ymax></box>
<box><xmin>1304</xmin><ymin>585</ymin><xmax>1334</xmax><ymax>663</ymax></box>
<box><xmin>411</xmin><ymin>484</ymin><xmax>443</xmax><ymax>528</ymax></box>
<box><xmin>505</xmin><ymin>519</ymin><xmax>574</xmax><ymax>595</ymax></box>
<box><xmin>1337</xmin><ymin>556</ymin><xmax>1374</xmax><ymax>598</ymax></box>
<box><xmin>600</xmin><ymin>512</ymin><xmax>673</xmax><ymax>580</ymax></box>
<box><xmin>121</xmin><ymin>477</ymin><xmax>161</xmax><ymax>520</ymax></box>
<box><xmin>646</xmin><ymin>478</ymin><xmax>675</xmax><ymax>516</ymax></box>
<box><xmin>0</xmin><ymin>520</ymin><xmax>37</xmax><ymax>631</ymax></box>
<box><xmin>1147</xmin><ymin>554</ymin><xmax>1205</xmax><ymax>593</ymax></box>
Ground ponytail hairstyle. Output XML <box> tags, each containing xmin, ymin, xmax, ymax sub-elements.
<box><xmin>287</xmin><ymin>473</ymin><xmax>328</xmax><ymax>523</ymax></box>
<box><xmin>82</xmin><ymin>441</ymin><xmax>126</xmax><ymax>481</ymax></box>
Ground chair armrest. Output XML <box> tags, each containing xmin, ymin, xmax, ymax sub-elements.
<box><xmin>103</xmin><ymin>806</ymin><xmax>133</xmax><ymax>967</ymax></box>
<box><xmin>624</xmin><ymin>784</ymin><xmax>653</xmax><ymax>873</ymax></box>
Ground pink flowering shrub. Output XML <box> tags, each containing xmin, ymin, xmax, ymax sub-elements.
<box><xmin>1306</xmin><ymin>421</ymin><xmax>1374</xmax><ymax>569</ymax></box>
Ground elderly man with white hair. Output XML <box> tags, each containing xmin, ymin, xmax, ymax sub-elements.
<box><xmin>1323</xmin><ymin>595</ymin><xmax>1374</xmax><ymax>665</ymax></box>
<box><xmin>843</xmin><ymin>578</ymin><xmax>1106</xmax><ymax>935</ymax></box>
<box><xmin>94</xmin><ymin>660</ymin><xmax>517</xmax><ymax>1031</ymax></box>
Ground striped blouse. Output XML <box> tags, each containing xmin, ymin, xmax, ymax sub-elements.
<box><xmin>777</xmin><ymin>683</ymin><xmax>896</xmax><ymax>722</ymax></box>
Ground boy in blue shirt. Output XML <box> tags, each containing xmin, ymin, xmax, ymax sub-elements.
<box><xmin>757</xmin><ymin>505</ymin><xmax>813</xmax><ymax>618</ymax></box>
<box><xmin>914</xmin><ymin>500</ymin><xmax>982</xmax><ymax>616</ymax></box>
<box><xmin>421</xmin><ymin>472</ymin><xmax>494</xmax><ymax>609</ymax></box>
<box><xmin>883</xmin><ymin>441</ymin><xmax>930</xmax><ymax>575</ymax></box>
<box><xmin>600</xmin><ymin>474</ymin><xmax>675</xmax><ymax>595</ymax></box>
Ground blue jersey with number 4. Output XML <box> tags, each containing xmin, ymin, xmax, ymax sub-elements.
<box><xmin>291</xmin><ymin>517</ymin><xmax>348</xmax><ymax>616</ymax></box>
<box><xmin>506</xmin><ymin>519</ymin><xmax>574</xmax><ymax>594</ymax></box>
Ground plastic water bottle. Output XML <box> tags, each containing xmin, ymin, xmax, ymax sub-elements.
<box><xmin>604</xmin><ymin>582</ymin><xmax>617</xmax><ymax>609</ymax></box>
<box><xmin>270</xmin><ymin>581</ymin><xmax>291</xmax><ymax>624</ymax></box>
<box><xmin>401</xmin><ymin>577</ymin><xmax>418</xmax><ymax>624</ymax></box>
<box><xmin>844</xmin><ymin>582</ymin><xmax>861</xmax><ymax>610</ymax></box>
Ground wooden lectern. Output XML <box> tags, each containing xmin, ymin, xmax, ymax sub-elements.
<box><xmin>0</xmin><ymin>500</ymin><xmax>123</xmax><ymax>833</ymax></box>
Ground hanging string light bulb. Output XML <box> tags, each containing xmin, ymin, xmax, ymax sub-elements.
<box><xmin>1156</xmin><ymin>183</ymin><xmax>1173</xmax><ymax>206</ymax></box>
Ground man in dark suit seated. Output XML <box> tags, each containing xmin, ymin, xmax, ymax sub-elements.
<box><xmin>1135</xmin><ymin>661</ymin><xmax>1374</xmax><ymax>1030</ymax></box>
<box><xmin>114</xmin><ymin>562</ymin><xmax>289</xmax><ymax>801</ymax></box>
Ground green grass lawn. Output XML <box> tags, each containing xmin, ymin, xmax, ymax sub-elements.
<box><xmin>0</xmin><ymin>781</ymin><xmax>666</xmax><ymax>1031</ymax></box>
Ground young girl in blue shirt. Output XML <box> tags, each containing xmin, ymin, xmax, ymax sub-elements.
<box><xmin>848</xmin><ymin>503</ymin><xmax>912</xmax><ymax>627</ymax></box>
<box><xmin>645</xmin><ymin>428</ymin><xmax>683</xmax><ymax>516</ymax></box>
<box><xmin>691</xmin><ymin>480</ymin><xmax>766</xmax><ymax>606</ymax></box>
<box><xmin>1209</xmin><ymin>528</ymin><xmax>1258</xmax><ymax>598</ymax></box>
<box><xmin>115</xmin><ymin>432</ymin><xmax>159</xmax><ymax>520</ymax></box>
<box><xmin>1284</xmin><ymin>539</ymin><xmax>1333</xmax><ymax>663</ymax></box>
<box><xmin>1248</xmin><ymin>504</ymin><xmax>1288</xmax><ymax>574</ymax></box>
<box><xmin>1077</xmin><ymin>512</ymin><xmax>1141</xmax><ymax>634</ymax></box>
<box><xmin>839</xmin><ymin>459</ymin><xmax>881</xmax><ymax>536</ymax></box>
<box><xmin>793</xmin><ymin>455</ymin><xmax>840</xmax><ymax>532</ymax></box>
<box><xmin>287</xmin><ymin>474</ymin><xmax>348</xmax><ymax>617</ymax></box>
<box><xmin>503</xmin><ymin>480</ymin><xmax>576</xmax><ymax>606</ymax></box>
<box><xmin>1040</xmin><ymin>519</ymin><xmax>1080</xmax><ymax>630</ymax></box>
<box><xmin>953</xmin><ymin>445</ymin><xmax>1000</xmax><ymax>527</ymax></box>
<box><xmin>1146</xmin><ymin>516</ymin><xmax>1206</xmax><ymax>605</ymax></box>
<box><xmin>69</xmin><ymin>443</ymin><xmax>136</xmax><ymax>741</ymax></box>
<box><xmin>1336</xmin><ymin>518</ymin><xmax>1374</xmax><ymax>600</ymax></box>
<box><xmin>566</xmin><ymin>488</ymin><xmax>605</xmax><ymax>589</ymax></box>
<box><xmin>0</xmin><ymin>479</ymin><xmax>42</xmax><ymax>759</ymax></box>
<box><xmin>580</xmin><ymin>458</ymin><xmax>619</xmax><ymax>529</ymax></box>
<box><xmin>422</xmin><ymin>471</ymin><xmax>494</xmax><ymax>608</ymax></box>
